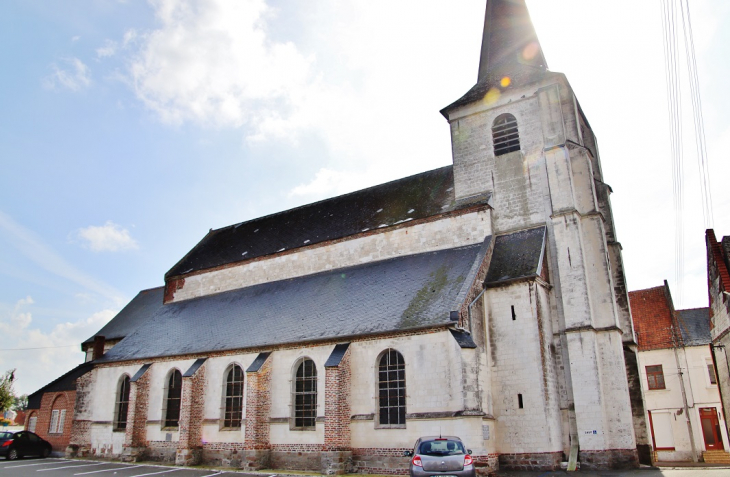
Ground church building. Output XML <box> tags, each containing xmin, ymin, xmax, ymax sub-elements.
<box><xmin>59</xmin><ymin>1</ymin><xmax>649</xmax><ymax>473</ymax></box>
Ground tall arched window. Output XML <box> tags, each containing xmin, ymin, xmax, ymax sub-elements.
<box><xmin>164</xmin><ymin>370</ymin><xmax>182</xmax><ymax>428</ymax></box>
<box><xmin>492</xmin><ymin>113</ymin><xmax>520</xmax><ymax>156</ymax></box>
<box><xmin>223</xmin><ymin>364</ymin><xmax>244</xmax><ymax>428</ymax></box>
<box><xmin>292</xmin><ymin>358</ymin><xmax>317</xmax><ymax>429</ymax></box>
<box><xmin>114</xmin><ymin>375</ymin><xmax>131</xmax><ymax>430</ymax></box>
<box><xmin>378</xmin><ymin>349</ymin><xmax>406</xmax><ymax>427</ymax></box>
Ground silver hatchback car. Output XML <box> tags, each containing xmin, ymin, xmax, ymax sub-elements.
<box><xmin>403</xmin><ymin>436</ymin><xmax>476</xmax><ymax>477</ymax></box>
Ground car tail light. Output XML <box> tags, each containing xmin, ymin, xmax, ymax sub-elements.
<box><xmin>412</xmin><ymin>455</ymin><xmax>423</xmax><ymax>467</ymax></box>
<box><xmin>464</xmin><ymin>454</ymin><xmax>473</xmax><ymax>466</ymax></box>
<box><xmin>1</xmin><ymin>440</ymin><xmax>12</xmax><ymax>447</ymax></box>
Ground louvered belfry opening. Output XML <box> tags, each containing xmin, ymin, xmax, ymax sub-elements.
<box><xmin>492</xmin><ymin>113</ymin><xmax>520</xmax><ymax>156</ymax></box>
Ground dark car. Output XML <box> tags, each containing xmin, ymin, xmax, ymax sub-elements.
<box><xmin>404</xmin><ymin>436</ymin><xmax>475</xmax><ymax>477</ymax></box>
<box><xmin>0</xmin><ymin>431</ymin><xmax>52</xmax><ymax>460</ymax></box>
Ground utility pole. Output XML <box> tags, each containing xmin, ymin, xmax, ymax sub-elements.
<box><xmin>671</xmin><ymin>325</ymin><xmax>698</xmax><ymax>462</ymax></box>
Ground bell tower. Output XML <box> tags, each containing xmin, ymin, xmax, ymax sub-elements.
<box><xmin>441</xmin><ymin>0</ymin><xmax>651</xmax><ymax>468</ymax></box>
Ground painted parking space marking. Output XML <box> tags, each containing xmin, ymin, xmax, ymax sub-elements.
<box><xmin>0</xmin><ymin>460</ymin><xmax>69</xmax><ymax>468</ymax></box>
<box><xmin>129</xmin><ymin>468</ymin><xmax>182</xmax><ymax>477</ymax></box>
<box><xmin>0</xmin><ymin>458</ymin><xmax>66</xmax><ymax>465</ymax></box>
<box><xmin>74</xmin><ymin>466</ymin><xmax>132</xmax><ymax>475</ymax></box>
<box><xmin>38</xmin><ymin>462</ymin><xmax>107</xmax><ymax>471</ymax></box>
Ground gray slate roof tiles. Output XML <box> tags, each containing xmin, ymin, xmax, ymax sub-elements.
<box><xmin>166</xmin><ymin>166</ymin><xmax>491</xmax><ymax>278</ymax></box>
<box><xmin>676</xmin><ymin>308</ymin><xmax>711</xmax><ymax>346</ymax></box>
<box><xmin>485</xmin><ymin>226</ymin><xmax>546</xmax><ymax>285</ymax></box>
<box><xmin>100</xmin><ymin>242</ymin><xmax>489</xmax><ymax>363</ymax></box>
<box><xmin>83</xmin><ymin>287</ymin><xmax>165</xmax><ymax>345</ymax></box>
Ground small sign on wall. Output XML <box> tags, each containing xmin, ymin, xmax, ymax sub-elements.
<box><xmin>582</xmin><ymin>430</ymin><xmax>597</xmax><ymax>436</ymax></box>
<box><xmin>482</xmin><ymin>425</ymin><xmax>490</xmax><ymax>440</ymax></box>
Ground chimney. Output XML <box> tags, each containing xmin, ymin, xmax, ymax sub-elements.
<box><xmin>92</xmin><ymin>336</ymin><xmax>106</xmax><ymax>361</ymax></box>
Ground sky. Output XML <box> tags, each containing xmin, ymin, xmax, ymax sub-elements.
<box><xmin>1</xmin><ymin>0</ymin><xmax>729</xmax><ymax>396</ymax></box>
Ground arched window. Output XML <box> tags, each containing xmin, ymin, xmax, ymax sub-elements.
<box><xmin>48</xmin><ymin>395</ymin><xmax>67</xmax><ymax>434</ymax></box>
<box><xmin>223</xmin><ymin>364</ymin><xmax>244</xmax><ymax>428</ymax></box>
<box><xmin>27</xmin><ymin>411</ymin><xmax>37</xmax><ymax>433</ymax></box>
<box><xmin>378</xmin><ymin>349</ymin><xmax>406</xmax><ymax>427</ymax></box>
<box><xmin>114</xmin><ymin>375</ymin><xmax>131</xmax><ymax>430</ymax></box>
<box><xmin>492</xmin><ymin>113</ymin><xmax>520</xmax><ymax>156</ymax></box>
<box><xmin>292</xmin><ymin>358</ymin><xmax>317</xmax><ymax>429</ymax></box>
<box><xmin>164</xmin><ymin>370</ymin><xmax>182</xmax><ymax>428</ymax></box>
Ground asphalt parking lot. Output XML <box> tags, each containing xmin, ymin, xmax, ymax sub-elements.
<box><xmin>0</xmin><ymin>458</ymin><xmax>261</xmax><ymax>477</ymax></box>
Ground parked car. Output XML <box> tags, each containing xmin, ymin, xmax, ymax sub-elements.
<box><xmin>0</xmin><ymin>431</ymin><xmax>52</xmax><ymax>460</ymax></box>
<box><xmin>404</xmin><ymin>436</ymin><xmax>475</xmax><ymax>477</ymax></box>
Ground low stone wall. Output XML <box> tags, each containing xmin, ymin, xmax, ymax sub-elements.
<box><xmin>351</xmin><ymin>448</ymin><xmax>410</xmax><ymax>475</ymax></box>
<box><xmin>202</xmin><ymin>442</ymin><xmax>246</xmax><ymax>467</ymax></box>
<box><xmin>271</xmin><ymin>444</ymin><xmax>322</xmax><ymax>472</ymax></box>
<box><xmin>578</xmin><ymin>448</ymin><xmax>639</xmax><ymax>470</ymax></box>
<box><xmin>146</xmin><ymin>441</ymin><xmax>177</xmax><ymax>463</ymax></box>
<box><xmin>498</xmin><ymin>451</ymin><xmax>562</xmax><ymax>471</ymax></box>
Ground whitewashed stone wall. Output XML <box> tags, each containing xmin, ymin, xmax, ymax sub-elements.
<box><xmin>170</xmin><ymin>210</ymin><xmax>492</xmax><ymax>303</ymax></box>
<box><xmin>82</xmin><ymin>329</ymin><xmax>491</xmax><ymax>456</ymax></box>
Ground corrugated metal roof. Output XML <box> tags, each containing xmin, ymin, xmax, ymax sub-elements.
<box><xmin>100</xmin><ymin>242</ymin><xmax>490</xmax><ymax>363</ymax></box>
<box><xmin>166</xmin><ymin>166</ymin><xmax>491</xmax><ymax>278</ymax></box>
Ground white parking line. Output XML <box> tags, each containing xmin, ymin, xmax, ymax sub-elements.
<box><xmin>0</xmin><ymin>458</ymin><xmax>65</xmax><ymax>465</ymax></box>
<box><xmin>74</xmin><ymin>467</ymin><xmax>131</xmax><ymax>475</ymax></box>
<box><xmin>0</xmin><ymin>461</ymin><xmax>68</xmax><ymax>468</ymax></box>
<box><xmin>38</xmin><ymin>462</ymin><xmax>106</xmax><ymax>471</ymax></box>
<box><xmin>129</xmin><ymin>468</ymin><xmax>182</xmax><ymax>477</ymax></box>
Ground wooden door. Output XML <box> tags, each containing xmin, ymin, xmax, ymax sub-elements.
<box><xmin>700</xmin><ymin>408</ymin><xmax>724</xmax><ymax>451</ymax></box>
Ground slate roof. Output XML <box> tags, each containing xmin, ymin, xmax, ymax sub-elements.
<box><xmin>27</xmin><ymin>362</ymin><xmax>94</xmax><ymax>410</ymax></box>
<box><xmin>82</xmin><ymin>287</ymin><xmax>164</xmax><ymax>346</ymax></box>
<box><xmin>100</xmin><ymin>241</ymin><xmax>490</xmax><ymax>363</ymax></box>
<box><xmin>676</xmin><ymin>308</ymin><xmax>712</xmax><ymax>346</ymax></box>
<box><xmin>166</xmin><ymin>166</ymin><xmax>491</xmax><ymax>278</ymax></box>
<box><xmin>485</xmin><ymin>226</ymin><xmax>546</xmax><ymax>285</ymax></box>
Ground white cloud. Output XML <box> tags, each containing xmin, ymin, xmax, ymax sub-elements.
<box><xmin>0</xmin><ymin>297</ymin><xmax>116</xmax><ymax>395</ymax></box>
<box><xmin>128</xmin><ymin>0</ymin><xmax>314</xmax><ymax>128</ymax></box>
<box><xmin>75</xmin><ymin>221</ymin><xmax>139</xmax><ymax>252</ymax></box>
<box><xmin>96</xmin><ymin>39</ymin><xmax>118</xmax><ymax>58</ymax></box>
<box><xmin>43</xmin><ymin>57</ymin><xmax>91</xmax><ymax>91</ymax></box>
<box><xmin>71</xmin><ymin>36</ymin><xmax>81</xmax><ymax>42</ymax></box>
<box><xmin>0</xmin><ymin>210</ymin><xmax>125</xmax><ymax>305</ymax></box>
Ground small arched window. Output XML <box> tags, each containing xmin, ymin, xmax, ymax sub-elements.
<box><xmin>492</xmin><ymin>113</ymin><xmax>520</xmax><ymax>156</ymax></box>
<box><xmin>378</xmin><ymin>349</ymin><xmax>406</xmax><ymax>427</ymax></box>
<box><xmin>164</xmin><ymin>370</ymin><xmax>182</xmax><ymax>428</ymax></box>
<box><xmin>223</xmin><ymin>364</ymin><xmax>244</xmax><ymax>428</ymax></box>
<box><xmin>48</xmin><ymin>395</ymin><xmax>68</xmax><ymax>434</ymax></box>
<box><xmin>114</xmin><ymin>375</ymin><xmax>131</xmax><ymax>430</ymax></box>
<box><xmin>292</xmin><ymin>358</ymin><xmax>317</xmax><ymax>429</ymax></box>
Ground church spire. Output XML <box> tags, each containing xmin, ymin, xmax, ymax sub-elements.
<box><xmin>477</xmin><ymin>0</ymin><xmax>547</xmax><ymax>83</ymax></box>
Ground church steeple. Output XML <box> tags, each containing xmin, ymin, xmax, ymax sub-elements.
<box><xmin>477</xmin><ymin>0</ymin><xmax>547</xmax><ymax>83</ymax></box>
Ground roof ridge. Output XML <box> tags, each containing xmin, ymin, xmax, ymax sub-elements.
<box><xmin>211</xmin><ymin>165</ymin><xmax>453</xmax><ymax>234</ymax></box>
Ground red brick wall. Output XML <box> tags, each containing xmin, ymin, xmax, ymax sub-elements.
<box><xmin>629</xmin><ymin>285</ymin><xmax>678</xmax><ymax>351</ymax></box>
<box><xmin>178</xmin><ymin>364</ymin><xmax>206</xmax><ymax>452</ymax></box>
<box><xmin>30</xmin><ymin>391</ymin><xmax>76</xmax><ymax>452</ymax></box>
<box><xmin>244</xmin><ymin>356</ymin><xmax>271</xmax><ymax>450</ymax></box>
<box><xmin>324</xmin><ymin>347</ymin><xmax>351</xmax><ymax>451</ymax></box>
<box><xmin>124</xmin><ymin>371</ymin><xmax>150</xmax><ymax>449</ymax></box>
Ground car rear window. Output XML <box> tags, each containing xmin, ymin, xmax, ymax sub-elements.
<box><xmin>0</xmin><ymin>432</ymin><xmax>12</xmax><ymax>439</ymax></box>
<box><xmin>418</xmin><ymin>439</ymin><xmax>465</xmax><ymax>456</ymax></box>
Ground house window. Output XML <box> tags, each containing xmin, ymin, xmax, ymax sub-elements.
<box><xmin>49</xmin><ymin>409</ymin><xmax>66</xmax><ymax>434</ymax></box>
<box><xmin>492</xmin><ymin>113</ymin><xmax>520</xmax><ymax>156</ymax></box>
<box><xmin>114</xmin><ymin>375</ymin><xmax>131</xmax><ymax>431</ymax></box>
<box><xmin>708</xmin><ymin>363</ymin><xmax>717</xmax><ymax>385</ymax></box>
<box><xmin>292</xmin><ymin>358</ymin><xmax>317</xmax><ymax>429</ymax></box>
<box><xmin>28</xmin><ymin>414</ymin><xmax>37</xmax><ymax>433</ymax></box>
<box><xmin>646</xmin><ymin>365</ymin><xmax>666</xmax><ymax>390</ymax></box>
<box><xmin>378</xmin><ymin>349</ymin><xmax>406</xmax><ymax>427</ymax></box>
<box><xmin>164</xmin><ymin>370</ymin><xmax>182</xmax><ymax>428</ymax></box>
<box><xmin>223</xmin><ymin>364</ymin><xmax>244</xmax><ymax>428</ymax></box>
